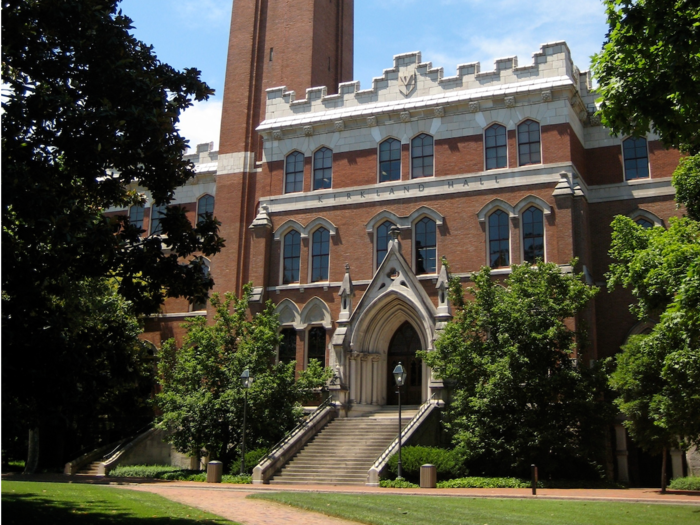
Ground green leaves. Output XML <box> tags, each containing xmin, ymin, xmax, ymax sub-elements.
<box><xmin>422</xmin><ymin>261</ymin><xmax>610</xmax><ymax>478</ymax></box>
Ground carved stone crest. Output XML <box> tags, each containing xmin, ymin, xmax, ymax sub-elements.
<box><xmin>367</xmin><ymin>116</ymin><xmax>377</xmax><ymax>127</ymax></box>
<box><xmin>468</xmin><ymin>101</ymin><xmax>480</xmax><ymax>113</ymax></box>
<box><xmin>399</xmin><ymin>70</ymin><xmax>417</xmax><ymax>98</ymax></box>
<box><xmin>541</xmin><ymin>90</ymin><xmax>552</xmax><ymax>103</ymax></box>
<box><xmin>434</xmin><ymin>106</ymin><xmax>445</xmax><ymax>118</ymax></box>
<box><xmin>303</xmin><ymin>126</ymin><xmax>314</xmax><ymax>136</ymax></box>
<box><xmin>505</xmin><ymin>96</ymin><xmax>515</xmax><ymax>108</ymax></box>
<box><xmin>400</xmin><ymin>111</ymin><xmax>411</xmax><ymax>123</ymax></box>
<box><xmin>272</xmin><ymin>130</ymin><xmax>283</xmax><ymax>140</ymax></box>
<box><xmin>334</xmin><ymin>120</ymin><xmax>345</xmax><ymax>132</ymax></box>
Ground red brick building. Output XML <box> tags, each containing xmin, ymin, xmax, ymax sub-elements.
<box><xmin>110</xmin><ymin>0</ymin><xmax>684</xmax><ymax>483</ymax></box>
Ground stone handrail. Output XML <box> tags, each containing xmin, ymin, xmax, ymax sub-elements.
<box><xmin>253</xmin><ymin>397</ymin><xmax>337</xmax><ymax>484</ymax></box>
<box><xmin>366</xmin><ymin>394</ymin><xmax>441</xmax><ymax>486</ymax></box>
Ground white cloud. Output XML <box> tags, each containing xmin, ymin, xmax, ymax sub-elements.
<box><xmin>178</xmin><ymin>100</ymin><xmax>222</xmax><ymax>154</ymax></box>
<box><xmin>173</xmin><ymin>0</ymin><xmax>231</xmax><ymax>28</ymax></box>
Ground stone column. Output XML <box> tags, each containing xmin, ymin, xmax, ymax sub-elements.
<box><xmin>361</xmin><ymin>354</ymin><xmax>372</xmax><ymax>405</ymax></box>
<box><xmin>371</xmin><ymin>355</ymin><xmax>381</xmax><ymax>405</ymax></box>
<box><xmin>670</xmin><ymin>449</ymin><xmax>684</xmax><ymax>480</ymax></box>
<box><xmin>348</xmin><ymin>353</ymin><xmax>359</xmax><ymax>403</ymax></box>
<box><xmin>614</xmin><ymin>424</ymin><xmax>630</xmax><ymax>484</ymax></box>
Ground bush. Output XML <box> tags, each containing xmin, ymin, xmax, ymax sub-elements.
<box><xmin>669</xmin><ymin>477</ymin><xmax>700</xmax><ymax>491</ymax></box>
<box><xmin>109</xmin><ymin>465</ymin><xmax>180</xmax><ymax>478</ymax></box>
<box><xmin>230</xmin><ymin>448</ymin><xmax>269</xmax><ymax>475</ymax></box>
<box><xmin>222</xmin><ymin>474</ymin><xmax>252</xmax><ymax>484</ymax></box>
<box><xmin>380</xmin><ymin>478</ymin><xmax>419</xmax><ymax>488</ymax></box>
<box><xmin>437</xmin><ymin>477</ymin><xmax>530</xmax><ymax>489</ymax></box>
<box><xmin>386</xmin><ymin>447</ymin><xmax>465</xmax><ymax>482</ymax></box>
<box><xmin>108</xmin><ymin>465</ymin><xmax>252</xmax><ymax>483</ymax></box>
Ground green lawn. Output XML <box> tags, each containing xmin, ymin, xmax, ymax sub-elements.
<box><xmin>250</xmin><ymin>492</ymin><xmax>700</xmax><ymax>525</ymax></box>
<box><xmin>2</xmin><ymin>481</ymin><xmax>238</xmax><ymax>525</ymax></box>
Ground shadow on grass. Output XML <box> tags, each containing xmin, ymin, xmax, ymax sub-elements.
<box><xmin>2</xmin><ymin>493</ymin><xmax>229</xmax><ymax>525</ymax></box>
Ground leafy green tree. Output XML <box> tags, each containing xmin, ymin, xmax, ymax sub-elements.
<box><xmin>157</xmin><ymin>287</ymin><xmax>332</xmax><ymax>468</ymax></box>
<box><xmin>2</xmin><ymin>0</ymin><xmax>223</xmax><ymax>467</ymax></box>
<box><xmin>591</xmin><ymin>0</ymin><xmax>700</xmax><ymax>154</ymax></box>
<box><xmin>422</xmin><ymin>262</ymin><xmax>611</xmax><ymax>479</ymax></box>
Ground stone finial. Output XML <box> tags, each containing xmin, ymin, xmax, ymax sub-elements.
<box><xmin>552</xmin><ymin>172</ymin><xmax>574</xmax><ymax>197</ymax></box>
<box><xmin>388</xmin><ymin>225</ymin><xmax>401</xmax><ymax>254</ymax></box>
<box><xmin>338</xmin><ymin>263</ymin><xmax>355</xmax><ymax>321</ymax></box>
<box><xmin>249</xmin><ymin>203</ymin><xmax>272</xmax><ymax>229</ymax></box>
<box><xmin>436</xmin><ymin>259</ymin><xmax>452</xmax><ymax>317</ymax></box>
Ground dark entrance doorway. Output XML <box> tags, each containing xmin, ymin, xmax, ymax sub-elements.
<box><xmin>386</xmin><ymin>321</ymin><xmax>423</xmax><ymax>405</ymax></box>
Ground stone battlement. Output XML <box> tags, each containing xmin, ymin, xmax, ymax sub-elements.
<box><xmin>262</xmin><ymin>42</ymin><xmax>588</xmax><ymax>124</ymax></box>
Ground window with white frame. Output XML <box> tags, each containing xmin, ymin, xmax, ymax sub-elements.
<box><xmin>379</xmin><ymin>138</ymin><xmax>401</xmax><ymax>182</ymax></box>
<box><xmin>129</xmin><ymin>204</ymin><xmax>145</xmax><ymax>230</ymax></box>
<box><xmin>415</xmin><ymin>217</ymin><xmax>436</xmax><ymax>275</ymax></box>
<box><xmin>623</xmin><ymin>137</ymin><xmax>649</xmax><ymax>180</ymax></box>
<box><xmin>311</xmin><ymin>228</ymin><xmax>330</xmax><ymax>282</ymax></box>
<box><xmin>488</xmin><ymin>210</ymin><xmax>510</xmax><ymax>268</ymax></box>
<box><xmin>313</xmin><ymin>147</ymin><xmax>332</xmax><ymax>190</ymax></box>
<box><xmin>376</xmin><ymin>220</ymin><xmax>394</xmax><ymax>268</ymax></box>
<box><xmin>522</xmin><ymin>206</ymin><xmax>544</xmax><ymax>264</ymax></box>
<box><xmin>283</xmin><ymin>230</ymin><xmax>301</xmax><ymax>284</ymax></box>
<box><xmin>517</xmin><ymin>120</ymin><xmax>541</xmax><ymax>166</ymax></box>
<box><xmin>307</xmin><ymin>326</ymin><xmax>326</xmax><ymax>365</ymax></box>
<box><xmin>285</xmin><ymin>151</ymin><xmax>305</xmax><ymax>193</ymax></box>
<box><xmin>197</xmin><ymin>194</ymin><xmax>215</xmax><ymax>225</ymax></box>
<box><xmin>411</xmin><ymin>133</ymin><xmax>434</xmax><ymax>178</ymax></box>
<box><xmin>485</xmin><ymin>124</ymin><xmax>507</xmax><ymax>170</ymax></box>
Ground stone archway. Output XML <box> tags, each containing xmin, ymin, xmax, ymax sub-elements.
<box><xmin>386</xmin><ymin>321</ymin><xmax>423</xmax><ymax>405</ymax></box>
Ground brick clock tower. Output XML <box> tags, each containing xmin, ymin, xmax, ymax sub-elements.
<box><xmin>215</xmin><ymin>0</ymin><xmax>355</xmax><ymax>297</ymax></box>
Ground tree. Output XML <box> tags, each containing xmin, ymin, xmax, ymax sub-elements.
<box><xmin>421</xmin><ymin>262</ymin><xmax>611</xmax><ymax>479</ymax></box>
<box><xmin>157</xmin><ymin>286</ymin><xmax>331</xmax><ymax>468</ymax></box>
<box><xmin>591</xmin><ymin>0</ymin><xmax>700</xmax><ymax>154</ymax></box>
<box><xmin>2</xmin><ymin>0</ymin><xmax>223</xmax><ymax>468</ymax></box>
<box><xmin>607</xmin><ymin>216</ymin><xmax>700</xmax><ymax>489</ymax></box>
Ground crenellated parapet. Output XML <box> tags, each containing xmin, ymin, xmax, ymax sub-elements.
<box><xmin>260</xmin><ymin>42</ymin><xmax>582</xmax><ymax>133</ymax></box>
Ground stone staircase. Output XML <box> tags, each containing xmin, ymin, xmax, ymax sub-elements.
<box><xmin>269</xmin><ymin>406</ymin><xmax>418</xmax><ymax>485</ymax></box>
<box><xmin>77</xmin><ymin>461</ymin><xmax>103</xmax><ymax>475</ymax></box>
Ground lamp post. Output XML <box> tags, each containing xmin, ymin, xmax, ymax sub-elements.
<box><xmin>393</xmin><ymin>362</ymin><xmax>407</xmax><ymax>479</ymax></box>
<box><xmin>240</xmin><ymin>369</ymin><xmax>253</xmax><ymax>475</ymax></box>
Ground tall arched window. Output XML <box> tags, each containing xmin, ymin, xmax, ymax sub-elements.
<box><xmin>623</xmin><ymin>137</ymin><xmax>649</xmax><ymax>180</ymax></box>
<box><xmin>415</xmin><ymin>217</ymin><xmax>436</xmax><ymax>275</ymax></box>
<box><xmin>379</xmin><ymin>138</ymin><xmax>401</xmax><ymax>182</ymax></box>
<box><xmin>311</xmin><ymin>228</ymin><xmax>330</xmax><ymax>282</ymax></box>
<box><xmin>376</xmin><ymin>221</ymin><xmax>394</xmax><ymax>268</ymax></box>
<box><xmin>307</xmin><ymin>326</ymin><xmax>326</xmax><ymax>365</ymax></box>
<box><xmin>488</xmin><ymin>210</ymin><xmax>510</xmax><ymax>268</ymax></box>
<box><xmin>279</xmin><ymin>328</ymin><xmax>297</xmax><ymax>364</ymax></box>
<box><xmin>285</xmin><ymin>151</ymin><xmax>304</xmax><ymax>193</ymax></box>
<box><xmin>522</xmin><ymin>206</ymin><xmax>544</xmax><ymax>264</ymax></box>
<box><xmin>283</xmin><ymin>230</ymin><xmax>301</xmax><ymax>284</ymax></box>
<box><xmin>517</xmin><ymin>120</ymin><xmax>541</xmax><ymax>166</ymax></box>
<box><xmin>411</xmin><ymin>133</ymin><xmax>434</xmax><ymax>178</ymax></box>
<box><xmin>129</xmin><ymin>204</ymin><xmax>144</xmax><ymax>230</ymax></box>
<box><xmin>313</xmin><ymin>147</ymin><xmax>333</xmax><ymax>190</ymax></box>
<box><xmin>485</xmin><ymin>124</ymin><xmax>507</xmax><ymax>170</ymax></box>
<box><xmin>150</xmin><ymin>204</ymin><xmax>167</xmax><ymax>235</ymax></box>
<box><xmin>197</xmin><ymin>194</ymin><xmax>215</xmax><ymax>225</ymax></box>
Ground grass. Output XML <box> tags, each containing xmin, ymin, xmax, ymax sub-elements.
<box><xmin>2</xmin><ymin>481</ymin><xmax>238</xmax><ymax>525</ymax></box>
<box><xmin>250</xmin><ymin>492</ymin><xmax>700</xmax><ymax>525</ymax></box>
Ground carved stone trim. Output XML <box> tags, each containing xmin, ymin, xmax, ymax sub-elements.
<box><xmin>468</xmin><ymin>101</ymin><xmax>480</xmax><ymax>113</ymax></box>
<box><xmin>334</xmin><ymin>120</ymin><xmax>345</xmax><ymax>132</ymax></box>
<box><xmin>367</xmin><ymin>116</ymin><xmax>377</xmax><ymax>127</ymax></box>
<box><xmin>434</xmin><ymin>106</ymin><xmax>445</xmax><ymax>118</ymax></box>
<box><xmin>400</xmin><ymin>111</ymin><xmax>411</xmax><ymax>122</ymax></box>
<box><xmin>541</xmin><ymin>90</ymin><xmax>552</xmax><ymax>103</ymax></box>
<box><xmin>272</xmin><ymin>130</ymin><xmax>283</xmax><ymax>140</ymax></box>
<box><xmin>505</xmin><ymin>96</ymin><xmax>515</xmax><ymax>108</ymax></box>
<box><xmin>304</xmin><ymin>126</ymin><xmax>314</xmax><ymax>136</ymax></box>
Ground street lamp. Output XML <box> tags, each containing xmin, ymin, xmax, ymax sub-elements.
<box><xmin>393</xmin><ymin>362</ymin><xmax>407</xmax><ymax>479</ymax></box>
<box><xmin>240</xmin><ymin>369</ymin><xmax>253</xmax><ymax>475</ymax></box>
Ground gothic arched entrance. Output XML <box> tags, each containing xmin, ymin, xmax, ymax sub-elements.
<box><xmin>386</xmin><ymin>321</ymin><xmax>423</xmax><ymax>405</ymax></box>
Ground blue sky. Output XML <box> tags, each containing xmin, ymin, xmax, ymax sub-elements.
<box><xmin>120</xmin><ymin>0</ymin><xmax>609</xmax><ymax>152</ymax></box>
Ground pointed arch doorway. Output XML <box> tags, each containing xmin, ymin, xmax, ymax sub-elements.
<box><xmin>386</xmin><ymin>321</ymin><xmax>423</xmax><ymax>405</ymax></box>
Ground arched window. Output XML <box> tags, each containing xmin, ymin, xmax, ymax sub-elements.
<box><xmin>623</xmin><ymin>138</ymin><xmax>649</xmax><ymax>180</ymax></box>
<box><xmin>411</xmin><ymin>134</ymin><xmax>434</xmax><ymax>178</ymax></box>
<box><xmin>376</xmin><ymin>221</ymin><xmax>394</xmax><ymax>268</ymax></box>
<box><xmin>522</xmin><ymin>206</ymin><xmax>544</xmax><ymax>264</ymax></box>
<box><xmin>197</xmin><ymin>194</ymin><xmax>215</xmax><ymax>225</ymax></box>
<box><xmin>311</xmin><ymin>228</ymin><xmax>330</xmax><ymax>282</ymax></box>
<box><xmin>635</xmin><ymin>218</ymin><xmax>654</xmax><ymax>229</ymax></box>
<box><xmin>285</xmin><ymin>151</ymin><xmax>305</xmax><ymax>193</ymax></box>
<box><xmin>313</xmin><ymin>147</ymin><xmax>333</xmax><ymax>190</ymax></box>
<box><xmin>279</xmin><ymin>328</ymin><xmax>297</xmax><ymax>364</ymax></box>
<box><xmin>150</xmin><ymin>204</ymin><xmax>167</xmax><ymax>235</ymax></box>
<box><xmin>129</xmin><ymin>204</ymin><xmax>144</xmax><ymax>230</ymax></box>
<box><xmin>488</xmin><ymin>210</ymin><xmax>510</xmax><ymax>268</ymax></box>
<box><xmin>485</xmin><ymin>124</ymin><xmax>507</xmax><ymax>170</ymax></box>
<box><xmin>518</xmin><ymin>120</ymin><xmax>541</xmax><ymax>166</ymax></box>
<box><xmin>307</xmin><ymin>326</ymin><xmax>326</xmax><ymax>365</ymax></box>
<box><xmin>379</xmin><ymin>138</ymin><xmax>401</xmax><ymax>182</ymax></box>
<box><xmin>415</xmin><ymin>217</ymin><xmax>436</xmax><ymax>275</ymax></box>
<box><xmin>283</xmin><ymin>230</ymin><xmax>301</xmax><ymax>284</ymax></box>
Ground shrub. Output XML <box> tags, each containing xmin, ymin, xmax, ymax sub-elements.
<box><xmin>380</xmin><ymin>478</ymin><xmax>419</xmax><ymax>488</ymax></box>
<box><xmin>230</xmin><ymin>448</ymin><xmax>269</xmax><ymax>475</ymax></box>
<box><xmin>109</xmin><ymin>465</ymin><xmax>180</xmax><ymax>478</ymax></box>
<box><xmin>386</xmin><ymin>446</ymin><xmax>465</xmax><ymax>482</ymax></box>
<box><xmin>669</xmin><ymin>477</ymin><xmax>700</xmax><ymax>491</ymax></box>
<box><xmin>222</xmin><ymin>474</ymin><xmax>252</xmax><ymax>484</ymax></box>
<box><xmin>437</xmin><ymin>477</ymin><xmax>529</xmax><ymax>489</ymax></box>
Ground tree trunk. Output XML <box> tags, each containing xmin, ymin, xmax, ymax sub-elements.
<box><xmin>661</xmin><ymin>447</ymin><xmax>668</xmax><ymax>494</ymax></box>
<box><xmin>24</xmin><ymin>428</ymin><xmax>40</xmax><ymax>474</ymax></box>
